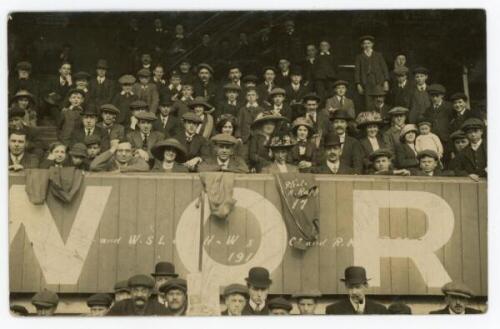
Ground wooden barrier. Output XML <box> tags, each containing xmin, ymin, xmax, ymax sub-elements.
<box><xmin>8</xmin><ymin>173</ymin><xmax>487</xmax><ymax>296</ymax></box>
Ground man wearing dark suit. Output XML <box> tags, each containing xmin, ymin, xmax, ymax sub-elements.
<box><xmin>70</xmin><ymin>107</ymin><xmax>110</xmax><ymax>151</ymax></box>
<box><xmin>8</xmin><ymin>130</ymin><xmax>39</xmax><ymax>171</ymax></box>
<box><xmin>242</xmin><ymin>267</ymin><xmax>272</xmax><ymax>316</ymax></box>
<box><xmin>97</xmin><ymin>104</ymin><xmax>125</xmax><ymax>142</ymax></box>
<box><xmin>325</xmin><ymin>266</ymin><xmax>388</xmax><ymax>315</ymax></box>
<box><xmin>429</xmin><ymin>281</ymin><xmax>482</xmax><ymax>314</ymax></box>
<box><xmin>423</xmin><ymin>84</ymin><xmax>454</xmax><ymax>146</ymax></box>
<box><xmin>193</xmin><ymin>63</ymin><xmax>218</xmax><ymax>106</ymax></box>
<box><xmin>9</xmin><ymin>61</ymin><xmax>40</xmax><ymax>102</ymax></box>
<box><xmin>324</xmin><ymin>80</ymin><xmax>356</xmax><ymax>119</ymax></box>
<box><xmin>454</xmin><ymin>118</ymin><xmax>487</xmax><ymax>179</ymax></box>
<box><xmin>312</xmin><ymin>133</ymin><xmax>355</xmax><ymax>174</ymax></box>
<box><xmin>389</xmin><ymin>66</ymin><xmax>413</xmax><ymax>109</ymax></box>
<box><xmin>275</xmin><ymin>58</ymin><xmax>292</xmax><ymax>88</ymax></box>
<box><xmin>302</xmin><ymin>44</ymin><xmax>318</xmax><ymax>89</ymax></box>
<box><xmin>257</xmin><ymin>66</ymin><xmax>278</xmax><ymax>105</ymax></box>
<box><xmin>284</xmin><ymin>67</ymin><xmax>310</xmax><ymax>106</ymax></box>
<box><xmin>88</xmin><ymin>59</ymin><xmax>116</xmax><ymax>111</ymax></box>
<box><xmin>216</xmin><ymin>83</ymin><xmax>243</xmax><ymax>119</ymax></box>
<box><xmin>126</xmin><ymin>111</ymin><xmax>165</xmax><ymax>162</ymax></box>
<box><xmin>322</xmin><ymin>110</ymin><xmax>363</xmax><ymax>174</ymax></box>
<box><xmin>173</xmin><ymin>112</ymin><xmax>210</xmax><ymax>171</ymax></box>
<box><xmin>152</xmin><ymin>99</ymin><xmax>182</xmax><ymax>138</ymax></box>
<box><xmin>368</xmin><ymin>86</ymin><xmax>391</xmax><ymax>119</ymax></box>
<box><xmin>43</xmin><ymin>61</ymin><xmax>73</xmax><ymax>105</ymax></box>
<box><xmin>198</xmin><ymin>134</ymin><xmax>249</xmax><ymax>173</ymax></box>
<box><xmin>315</xmin><ymin>41</ymin><xmax>337</xmax><ymax>99</ymax></box>
<box><xmin>133</xmin><ymin>69</ymin><xmax>160</xmax><ymax>114</ymax></box>
<box><xmin>449</xmin><ymin>92</ymin><xmax>481</xmax><ymax>133</ymax></box>
<box><xmin>221</xmin><ymin>284</ymin><xmax>248</xmax><ymax>316</ymax></box>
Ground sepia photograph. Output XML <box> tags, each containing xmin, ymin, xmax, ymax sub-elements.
<box><xmin>5</xmin><ymin>5</ymin><xmax>490</xmax><ymax>322</ymax></box>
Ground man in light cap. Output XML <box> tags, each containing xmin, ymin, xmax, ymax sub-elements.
<box><xmin>107</xmin><ymin>274</ymin><xmax>168</xmax><ymax>315</ymax></box>
<box><xmin>90</xmin><ymin>139</ymin><xmax>149</xmax><ymax>173</ymax></box>
<box><xmin>268</xmin><ymin>296</ymin><xmax>293</xmax><ymax>315</ymax></box>
<box><xmin>411</xmin><ymin>150</ymin><xmax>454</xmax><ymax>177</ymax></box>
<box><xmin>198</xmin><ymin>134</ymin><xmax>249</xmax><ymax>173</ymax></box>
<box><xmin>31</xmin><ymin>289</ymin><xmax>59</xmax><ymax>316</ymax></box>
<box><xmin>389</xmin><ymin>66</ymin><xmax>412</xmax><ymax>108</ymax></box>
<box><xmin>86</xmin><ymin>293</ymin><xmax>113</xmax><ymax>316</ymax></box>
<box><xmin>113</xmin><ymin>74</ymin><xmax>139</xmax><ymax>125</ymax></box>
<box><xmin>159</xmin><ymin>278</ymin><xmax>188</xmax><ymax>315</ymax></box>
<box><xmin>293</xmin><ymin>290</ymin><xmax>322</xmax><ymax>315</ymax></box>
<box><xmin>173</xmin><ymin>112</ymin><xmax>210</xmax><ymax>171</ymax></box>
<box><xmin>133</xmin><ymin>68</ymin><xmax>159</xmax><ymax>113</ymax></box>
<box><xmin>242</xmin><ymin>267</ymin><xmax>273</xmax><ymax>315</ymax></box>
<box><xmin>429</xmin><ymin>281</ymin><xmax>481</xmax><ymax>314</ymax></box>
<box><xmin>193</xmin><ymin>63</ymin><xmax>218</xmax><ymax>105</ymax></box>
<box><xmin>454</xmin><ymin>117</ymin><xmax>487</xmax><ymax>180</ymax></box>
<box><xmin>325</xmin><ymin>266</ymin><xmax>387</xmax><ymax>314</ymax></box>
<box><xmin>222</xmin><ymin>284</ymin><xmax>249</xmax><ymax>316</ymax></box>
<box><xmin>97</xmin><ymin>104</ymin><xmax>125</xmax><ymax>141</ymax></box>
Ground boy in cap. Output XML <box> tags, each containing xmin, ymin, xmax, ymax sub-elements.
<box><xmin>449</xmin><ymin>92</ymin><xmax>479</xmax><ymax>133</ymax></box>
<box><xmin>86</xmin><ymin>293</ymin><xmax>113</xmax><ymax>316</ymax></box>
<box><xmin>162</xmin><ymin>70</ymin><xmax>183</xmax><ymax>102</ymax></box>
<box><xmin>127</xmin><ymin>100</ymin><xmax>149</xmax><ymax>132</ymax></box>
<box><xmin>367</xmin><ymin>149</ymin><xmax>410</xmax><ymax>176</ymax></box>
<box><xmin>127</xmin><ymin>111</ymin><xmax>165</xmax><ymax>163</ymax></box>
<box><xmin>112</xmin><ymin>74</ymin><xmax>139</xmax><ymax>125</ymax></box>
<box><xmin>242</xmin><ymin>267</ymin><xmax>273</xmax><ymax>315</ymax></box>
<box><xmin>389</xmin><ymin>66</ymin><xmax>412</xmax><ymax>108</ymax></box>
<box><xmin>8</xmin><ymin>129</ymin><xmax>40</xmax><ymax>171</ymax></box>
<box><xmin>368</xmin><ymin>86</ymin><xmax>391</xmax><ymax>118</ymax></box>
<box><xmin>153</xmin><ymin>99</ymin><xmax>182</xmax><ymax>138</ymax></box>
<box><xmin>57</xmin><ymin>89</ymin><xmax>85</xmax><ymax>145</ymax></box>
<box><xmin>98</xmin><ymin>104</ymin><xmax>125</xmax><ymax>141</ymax></box>
<box><xmin>172</xmin><ymin>83</ymin><xmax>195</xmax><ymax>118</ymax></box>
<box><xmin>238</xmin><ymin>87</ymin><xmax>265</xmax><ymax>145</ymax></box>
<box><xmin>326</xmin><ymin>266</ymin><xmax>388</xmax><ymax>314</ymax></box>
<box><xmin>312</xmin><ymin>133</ymin><xmax>355</xmax><ymax>174</ymax></box>
<box><xmin>69</xmin><ymin>143</ymin><xmax>90</xmax><ymax>170</ymax></box>
<box><xmin>222</xmin><ymin>284</ymin><xmax>249</xmax><ymax>316</ymax></box>
<box><xmin>198</xmin><ymin>134</ymin><xmax>249</xmax><ymax>173</ymax></box>
<box><xmin>73</xmin><ymin>71</ymin><xmax>91</xmax><ymax>97</ymax></box>
<box><xmin>261</xmin><ymin>134</ymin><xmax>298</xmax><ymax>173</ymax></box>
<box><xmin>324</xmin><ymin>80</ymin><xmax>355</xmax><ymax>119</ymax></box>
<box><xmin>315</xmin><ymin>40</ymin><xmax>337</xmax><ymax>99</ymax></box>
<box><xmin>216</xmin><ymin>83</ymin><xmax>242</xmax><ymax>118</ymax></box>
<box><xmin>409</xmin><ymin>67</ymin><xmax>431</xmax><ymax>123</ymax></box>
<box><xmin>292</xmin><ymin>291</ymin><xmax>321</xmax><ymax>315</ymax></box>
<box><xmin>268</xmin><ymin>297</ymin><xmax>293</xmax><ymax>315</ymax></box>
<box><xmin>89</xmin><ymin>59</ymin><xmax>116</xmax><ymax>110</ymax></box>
<box><xmin>133</xmin><ymin>68</ymin><xmax>159</xmax><ymax>113</ymax></box>
<box><xmin>107</xmin><ymin>274</ymin><xmax>169</xmax><ymax>315</ymax></box>
<box><xmin>267</xmin><ymin>88</ymin><xmax>292</xmax><ymax>121</ymax></box>
<box><xmin>429</xmin><ymin>281</ymin><xmax>481</xmax><ymax>314</ymax></box>
<box><xmin>89</xmin><ymin>139</ymin><xmax>150</xmax><ymax>173</ymax></box>
<box><xmin>70</xmin><ymin>107</ymin><xmax>110</xmax><ymax>151</ymax></box>
<box><xmin>173</xmin><ymin>112</ymin><xmax>211</xmax><ymax>171</ymax></box>
<box><xmin>354</xmin><ymin>35</ymin><xmax>389</xmax><ymax>109</ymax></box>
<box><xmin>446</xmin><ymin>130</ymin><xmax>469</xmax><ymax>171</ymax></box>
<box><xmin>159</xmin><ymin>278</ymin><xmax>188</xmax><ymax>316</ymax></box>
<box><xmin>454</xmin><ymin>118</ymin><xmax>487</xmax><ymax>180</ymax></box>
<box><xmin>84</xmin><ymin>135</ymin><xmax>102</xmax><ymax>161</ymax></box>
<box><xmin>31</xmin><ymin>289</ymin><xmax>59</xmax><ymax>316</ymax></box>
<box><xmin>411</xmin><ymin>150</ymin><xmax>454</xmax><ymax>177</ymax></box>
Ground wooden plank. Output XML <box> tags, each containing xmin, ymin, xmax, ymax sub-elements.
<box><xmin>9</xmin><ymin>225</ymin><xmax>25</xmax><ymax>291</ymax></box>
<box><xmin>264</xmin><ymin>177</ymin><xmax>284</xmax><ymax>294</ymax></box>
<box><xmin>406</xmin><ymin>181</ymin><xmax>428</xmax><ymax>295</ymax></box>
<box><xmin>116</xmin><ymin>177</ymin><xmax>139</xmax><ymax>281</ymax></box>
<box><xmin>135</xmin><ymin>178</ymin><xmax>157</xmax><ymax>276</ymax></box>
<box><xmin>477</xmin><ymin>183</ymin><xmax>487</xmax><ymax>296</ymax></box>
<box><xmin>388</xmin><ymin>180</ymin><xmax>409</xmax><ymax>295</ymax></box>
<box><xmin>154</xmin><ymin>177</ymin><xmax>175</xmax><ymax>265</ymax></box>
<box><xmin>173</xmin><ymin>176</ymin><xmax>194</xmax><ymax>277</ymax></box>
<box><xmin>97</xmin><ymin>177</ymin><xmax>120</xmax><ymax>292</ymax></box>
<box><xmin>319</xmin><ymin>179</ymin><xmax>337</xmax><ymax>294</ymax></box>
<box><xmin>335</xmin><ymin>180</ymin><xmax>354</xmax><ymax>294</ymax></box>
<box><xmin>460</xmin><ymin>183</ymin><xmax>481</xmax><ymax>295</ymax></box>
<box><xmin>371</xmin><ymin>180</ymin><xmax>391</xmax><ymax>295</ymax></box>
<box><xmin>442</xmin><ymin>181</ymin><xmax>464</xmax><ymax>285</ymax></box>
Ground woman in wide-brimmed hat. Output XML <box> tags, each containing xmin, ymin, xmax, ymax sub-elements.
<box><xmin>261</xmin><ymin>133</ymin><xmax>299</xmax><ymax>174</ymax></box>
<box><xmin>10</xmin><ymin>90</ymin><xmax>38</xmax><ymax>127</ymax></box>
<box><xmin>395</xmin><ymin>124</ymin><xmax>419</xmax><ymax>169</ymax></box>
<box><xmin>289</xmin><ymin>117</ymin><xmax>318</xmax><ymax>172</ymax></box>
<box><xmin>248</xmin><ymin>112</ymin><xmax>288</xmax><ymax>172</ymax></box>
<box><xmin>356</xmin><ymin>111</ymin><xmax>387</xmax><ymax>171</ymax></box>
<box><xmin>188</xmin><ymin>96</ymin><xmax>214</xmax><ymax>139</ymax></box>
<box><xmin>151</xmin><ymin>138</ymin><xmax>189</xmax><ymax>173</ymax></box>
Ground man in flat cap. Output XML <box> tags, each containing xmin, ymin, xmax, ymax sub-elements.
<box><xmin>449</xmin><ymin>93</ymin><xmax>480</xmax><ymax>133</ymax></box>
<box><xmin>454</xmin><ymin>118</ymin><xmax>487</xmax><ymax>180</ymax></box>
<box><xmin>173</xmin><ymin>112</ymin><xmax>211</xmax><ymax>171</ymax></box>
<box><xmin>126</xmin><ymin>111</ymin><xmax>165</xmax><ymax>164</ymax></box>
<box><xmin>70</xmin><ymin>106</ymin><xmax>110</xmax><ymax>151</ymax></box>
<box><xmin>86</xmin><ymin>293</ymin><xmax>113</xmax><ymax>316</ymax></box>
<box><xmin>98</xmin><ymin>104</ymin><xmax>125</xmax><ymax>141</ymax></box>
<box><xmin>216</xmin><ymin>83</ymin><xmax>243</xmax><ymax>119</ymax></box>
<box><xmin>198</xmin><ymin>134</ymin><xmax>249</xmax><ymax>173</ymax></box>
<box><xmin>409</xmin><ymin>67</ymin><xmax>431</xmax><ymax>123</ymax></box>
<box><xmin>324</xmin><ymin>80</ymin><xmax>356</xmax><ymax>120</ymax></box>
<box><xmin>88</xmin><ymin>59</ymin><xmax>116</xmax><ymax>110</ymax></box>
<box><xmin>133</xmin><ymin>68</ymin><xmax>159</xmax><ymax>114</ymax></box>
<box><xmin>366</xmin><ymin>148</ymin><xmax>410</xmax><ymax>176</ymax></box>
<box><xmin>90</xmin><ymin>139</ymin><xmax>150</xmax><ymax>173</ymax></box>
<box><xmin>382</xmin><ymin>106</ymin><xmax>409</xmax><ymax>155</ymax></box>
<box><xmin>429</xmin><ymin>281</ymin><xmax>481</xmax><ymax>314</ymax></box>
<box><xmin>31</xmin><ymin>289</ymin><xmax>59</xmax><ymax>316</ymax></box>
<box><xmin>411</xmin><ymin>150</ymin><xmax>454</xmax><ymax>177</ymax></box>
<box><xmin>114</xmin><ymin>280</ymin><xmax>131</xmax><ymax>302</ymax></box>
<box><xmin>193</xmin><ymin>63</ymin><xmax>218</xmax><ymax>106</ymax></box>
<box><xmin>389</xmin><ymin>66</ymin><xmax>412</xmax><ymax>109</ymax></box>
<box><xmin>107</xmin><ymin>274</ymin><xmax>168</xmax><ymax>315</ymax></box>
<box><xmin>268</xmin><ymin>296</ymin><xmax>293</xmax><ymax>315</ymax></box>
<box><xmin>292</xmin><ymin>291</ymin><xmax>322</xmax><ymax>315</ymax></box>
<box><xmin>151</xmin><ymin>261</ymin><xmax>179</xmax><ymax>305</ymax></box>
<box><xmin>222</xmin><ymin>284</ymin><xmax>249</xmax><ymax>316</ymax></box>
<box><xmin>112</xmin><ymin>74</ymin><xmax>139</xmax><ymax>125</ymax></box>
<box><xmin>10</xmin><ymin>304</ymin><xmax>29</xmax><ymax>316</ymax></box>
<box><xmin>354</xmin><ymin>35</ymin><xmax>390</xmax><ymax>109</ymax></box>
<box><xmin>267</xmin><ymin>87</ymin><xmax>292</xmax><ymax>121</ymax></box>
<box><xmin>368</xmin><ymin>86</ymin><xmax>391</xmax><ymax>119</ymax></box>
<box><xmin>447</xmin><ymin>130</ymin><xmax>470</xmax><ymax>172</ymax></box>
<box><xmin>422</xmin><ymin>84</ymin><xmax>453</xmax><ymax>150</ymax></box>
<box><xmin>159</xmin><ymin>278</ymin><xmax>188</xmax><ymax>316</ymax></box>
<box><xmin>242</xmin><ymin>267</ymin><xmax>273</xmax><ymax>315</ymax></box>
<box><xmin>325</xmin><ymin>266</ymin><xmax>387</xmax><ymax>314</ymax></box>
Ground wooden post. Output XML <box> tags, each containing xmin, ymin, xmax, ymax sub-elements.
<box><xmin>463</xmin><ymin>65</ymin><xmax>471</xmax><ymax>109</ymax></box>
<box><xmin>198</xmin><ymin>190</ymin><xmax>205</xmax><ymax>272</ymax></box>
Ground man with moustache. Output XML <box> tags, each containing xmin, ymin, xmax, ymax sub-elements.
<box><xmin>325</xmin><ymin>266</ymin><xmax>387</xmax><ymax>314</ymax></box>
<box><xmin>198</xmin><ymin>134</ymin><xmax>249</xmax><ymax>173</ymax></box>
<box><xmin>221</xmin><ymin>284</ymin><xmax>249</xmax><ymax>316</ymax></box>
<box><xmin>107</xmin><ymin>274</ymin><xmax>168</xmax><ymax>315</ymax></box>
<box><xmin>159</xmin><ymin>278</ymin><xmax>188</xmax><ymax>316</ymax></box>
<box><xmin>429</xmin><ymin>281</ymin><xmax>481</xmax><ymax>314</ymax></box>
<box><xmin>242</xmin><ymin>267</ymin><xmax>273</xmax><ymax>315</ymax></box>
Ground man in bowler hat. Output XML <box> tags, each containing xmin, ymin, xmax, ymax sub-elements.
<box><xmin>325</xmin><ymin>266</ymin><xmax>388</xmax><ymax>314</ymax></box>
<box><xmin>151</xmin><ymin>261</ymin><xmax>179</xmax><ymax>305</ymax></box>
<box><xmin>429</xmin><ymin>281</ymin><xmax>481</xmax><ymax>314</ymax></box>
<box><xmin>242</xmin><ymin>267</ymin><xmax>273</xmax><ymax>315</ymax></box>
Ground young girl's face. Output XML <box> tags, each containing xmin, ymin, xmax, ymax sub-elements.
<box><xmin>222</xmin><ymin>121</ymin><xmax>234</xmax><ymax>135</ymax></box>
<box><xmin>69</xmin><ymin>93</ymin><xmax>83</xmax><ymax>106</ymax></box>
<box><xmin>17</xmin><ymin>97</ymin><xmax>30</xmax><ymax>109</ymax></box>
<box><xmin>404</xmin><ymin>132</ymin><xmax>416</xmax><ymax>143</ymax></box>
<box><xmin>296</xmin><ymin>126</ymin><xmax>309</xmax><ymax>140</ymax></box>
<box><xmin>52</xmin><ymin>145</ymin><xmax>67</xmax><ymax>163</ymax></box>
<box><xmin>262</xmin><ymin>122</ymin><xmax>275</xmax><ymax>135</ymax></box>
<box><xmin>419</xmin><ymin>124</ymin><xmax>431</xmax><ymax>135</ymax></box>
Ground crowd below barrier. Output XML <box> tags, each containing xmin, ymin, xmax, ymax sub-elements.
<box><xmin>10</xmin><ymin>262</ymin><xmax>483</xmax><ymax>316</ymax></box>
<box><xmin>8</xmin><ymin>21</ymin><xmax>487</xmax><ymax>180</ymax></box>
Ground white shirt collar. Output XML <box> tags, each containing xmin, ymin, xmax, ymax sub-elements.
<box><xmin>276</xmin><ymin>162</ymin><xmax>288</xmax><ymax>173</ymax></box>
<box><xmin>349</xmin><ymin>297</ymin><xmax>366</xmax><ymax>314</ymax></box>
<box><xmin>10</xmin><ymin>153</ymin><xmax>24</xmax><ymax>164</ymax></box>
<box><xmin>471</xmin><ymin>139</ymin><xmax>482</xmax><ymax>151</ymax></box>
<box><xmin>121</xmin><ymin>90</ymin><xmax>134</xmax><ymax>96</ymax></box>
<box><xmin>326</xmin><ymin>160</ymin><xmax>340</xmax><ymax>173</ymax></box>
<box><xmin>217</xmin><ymin>158</ymin><xmax>229</xmax><ymax>169</ymax></box>
<box><xmin>162</xmin><ymin>162</ymin><xmax>174</xmax><ymax>170</ymax></box>
<box><xmin>249</xmin><ymin>299</ymin><xmax>264</xmax><ymax>312</ymax></box>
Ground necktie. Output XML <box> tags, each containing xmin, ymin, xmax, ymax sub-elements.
<box><xmin>340</xmin><ymin>96</ymin><xmax>344</xmax><ymax>106</ymax></box>
<box><xmin>143</xmin><ymin>134</ymin><xmax>149</xmax><ymax>150</ymax></box>
<box><xmin>86</xmin><ymin>129</ymin><xmax>91</xmax><ymax>136</ymax></box>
